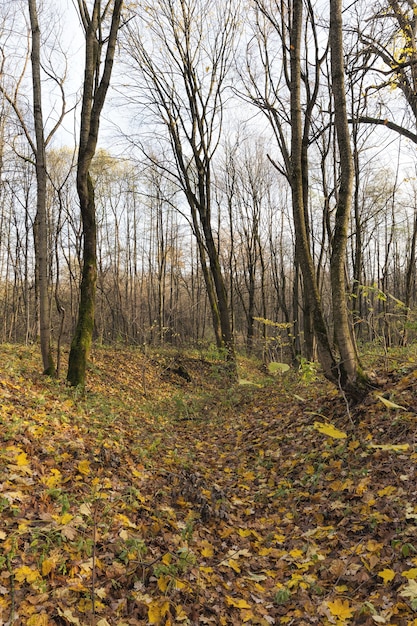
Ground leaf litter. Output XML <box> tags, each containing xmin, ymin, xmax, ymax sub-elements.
<box><xmin>1</xmin><ymin>344</ymin><xmax>417</xmax><ymax>624</ymax></box>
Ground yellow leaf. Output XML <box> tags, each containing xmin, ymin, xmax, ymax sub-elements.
<box><xmin>116</xmin><ymin>513</ymin><xmax>136</xmax><ymax>528</ymax></box>
<box><xmin>366</xmin><ymin>540</ymin><xmax>383</xmax><ymax>553</ymax></box>
<box><xmin>77</xmin><ymin>460</ymin><xmax>91</xmax><ymax>475</ymax></box>
<box><xmin>378</xmin><ymin>568</ymin><xmax>395</xmax><ymax>584</ymax></box>
<box><xmin>225</xmin><ymin>596</ymin><xmax>251</xmax><ymax>609</ymax></box>
<box><xmin>377</xmin><ymin>485</ymin><xmax>396</xmax><ymax>496</ymax></box>
<box><xmin>157</xmin><ymin>575</ymin><xmax>170</xmax><ymax>592</ymax></box>
<box><xmin>228</xmin><ymin>559</ymin><xmax>241</xmax><ymax>573</ymax></box>
<box><xmin>148</xmin><ymin>600</ymin><xmax>170</xmax><ymax>624</ymax></box>
<box><xmin>175</xmin><ymin>605</ymin><xmax>188</xmax><ymax>621</ymax></box>
<box><xmin>375</xmin><ymin>394</ymin><xmax>406</xmax><ymax>410</ymax></box>
<box><xmin>42</xmin><ymin>468</ymin><xmax>62</xmax><ymax>488</ymax></box>
<box><xmin>57</xmin><ymin>608</ymin><xmax>81</xmax><ymax>625</ymax></box>
<box><xmin>201</xmin><ymin>543</ymin><xmax>214</xmax><ymax>557</ymax></box>
<box><xmin>348</xmin><ymin>440</ymin><xmax>360</xmax><ymax>451</ymax></box>
<box><xmin>42</xmin><ymin>557</ymin><xmax>58</xmax><ymax>576</ymax></box>
<box><xmin>58</xmin><ymin>512</ymin><xmax>73</xmax><ymax>525</ymax></box>
<box><xmin>162</xmin><ymin>553</ymin><xmax>172</xmax><ymax>565</ymax></box>
<box><xmin>289</xmin><ymin>549</ymin><xmax>303</xmax><ymax>559</ymax></box>
<box><xmin>402</xmin><ymin>568</ymin><xmax>417</xmax><ymax>579</ymax></box>
<box><xmin>400</xmin><ymin>579</ymin><xmax>417</xmax><ymax>601</ymax></box>
<box><xmin>27</xmin><ymin>615</ymin><xmax>49</xmax><ymax>626</ymax></box>
<box><xmin>369</xmin><ymin>443</ymin><xmax>409</xmax><ymax>451</ymax></box>
<box><xmin>14</xmin><ymin>565</ymin><xmax>41</xmax><ymax>584</ymax></box>
<box><xmin>174</xmin><ymin>579</ymin><xmax>188</xmax><ymax>591</ymax></box>
<box><xmin>18</xmin><ymin>520</ymin><xmax>30</xmax><ymax>533</ymax></box>
<box><xmin>16</xmin><ymin>451</ymin><xmax>29</xmax><ymax>466</ymax></box>
<box><xmin>327</xmin><ymin>598</ymin><xmax>354</xmax><ymax>619</ymax></box>
<box><xmin>314</xmin><ymin>421</ymin><xmax>347</xmax><ymax>439</ymax></box>
<box><xmin>78</xmin><ymin>598</ymin><xmax>105</xmax><ymax>613</ymax></box>
<box><xmin>79</xmin><ymin>503</ymin><xmax>92</xmax><ymax>517</ymax></box>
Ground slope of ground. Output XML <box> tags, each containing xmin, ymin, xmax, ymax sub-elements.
<box><xmin>1</xmin><ymin>344</ymin><xmax>417</xmax><ymax>625</ymax></box>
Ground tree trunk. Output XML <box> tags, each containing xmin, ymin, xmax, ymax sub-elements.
<box><xmin>67</xmin><ymin>174</ymin><xmax>97</xmax><ymax>385</ymax></box>
<box><xmin>290</xmin><ymin>0</ymin><xmax>337</xmax><ymax>380</ymax></box>
<box><xmin>67</xmin><ymin>0</ymin><xmax>123</xmax><ymax>387</ymax></box>
<box><xmin>28</xmin><ymin>0</ymin><xmax>55</xmax><ymax>376</ymax></box>
<box><xmin>201</xmin><ymin>210</ymin><xmax>235</xmax><ymax>361</ymax></box>
<box><xmin>329</xmin><ymin>0</ymin><xmax>367</xmax><ymax>393</ymax></box>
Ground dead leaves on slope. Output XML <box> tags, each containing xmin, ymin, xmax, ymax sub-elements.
<box><xmin>1</xmin><ymin>345</ymin><xmax>417</xmax><ymax>624</ymax></box>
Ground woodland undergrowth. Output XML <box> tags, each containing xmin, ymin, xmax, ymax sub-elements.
<box><xmin>1</xmin><ymin>343</ymin><xmax>417</xmax><ymax>625</ymax></box>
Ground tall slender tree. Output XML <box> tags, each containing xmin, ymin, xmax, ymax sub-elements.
<box><xmin>67</xmin><ymin>0</ymin><xmax>124</xmax><ymax>386</ymax></box>
<box><xmin>123</xmin><ymin>0</ymin><xmax>239</xmax><ymax>365</ymax></box>
<box><xmin>28</xmin><ymin>0</ymin><xmax>55</xmax><ymax>375</ymax></box>
<box><xmin>0</xmin><ymin>1</ymin><xmax>68</xmax><ymax>373</ymax></box>
<box><xmin>329</xmin><ymin>0</ymin><xmax>367</xmax><ymax>392</ymax></box>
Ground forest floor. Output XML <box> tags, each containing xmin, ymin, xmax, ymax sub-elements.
<box><xmin>1</xmin><ymin>343</ymin><xmax>417</xmax><ymax>626</ymax></box>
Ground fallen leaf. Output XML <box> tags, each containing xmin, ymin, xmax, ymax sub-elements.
<box><xmin>327</xmin><ymin>598</ymin><xmax>354</xmax><ymax>619</ymax></box>
<box><xmin>226</xmin><ymin>596</ymin><xmax>251</xmax><ymax>609</ymax></box>
<box><xmin>368</xmin><ymin>443</ymin><xmax>409</xmax><ymax>451</ymax></box>
<box><xmin>14</xmin><ymin>565</ymin><xmax>41</xmax><ymax>584</ymax></box>
<box><xmin>77</xmin><ymin>459</ymin><xmax>91</xmax><ymax>475</ymax></box>
<box><xmin>57</xmin><ymin>608</ymin><xmax>80</xmax><ymax>625</ymax></box>
<box><xmin>400</xmin><ymin>579</ymin><xmax>417</xmax><ymax>601</ymax></box>
<box><xmin>27</xmin><ymin>615</ymin><xmax>49</xmax><ymax>626</ymax></box>
<box><xmin>148</xmin><ymin>599</ymin><xmax>170</xmax><ymax>624</ymax></box>
<box><xmin>378</xmin><ymin>568</ymin><xmax>395</xmax><ymax>584</ymax></box>
<box><xmin>375</xmin><ymin>394</ymin><xmax>406</xmax><ymax>410</ymax></box>
<box><xmin>314</xmin><ymin>421</ymin><xmax>347</xmax><ymax>439</ymax></box>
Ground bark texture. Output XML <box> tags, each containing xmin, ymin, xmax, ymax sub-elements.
<box><xmin>29</xmin><ymin>0</ymin><xmax>55</xmax><ymax>375</ymax></box>
<box><xmin>67</xmin><ymin>0</ymin><xmax>123</xmax><ymax>387</ymax></box>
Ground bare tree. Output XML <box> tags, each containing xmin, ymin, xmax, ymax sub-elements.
<box><xmin>28</xmin><ymin>0</ymin><xmax>54</xmax><ymax>374</ymax></box>
<box><xmin>67</xmin><ymin>0</ymin><xmax>124</xmax><ymax>387</ymax></box>
<box><xmin>329</xmin><ymin>0</ymin><xmax>368</xmax><ymax>393</ymax></box>
<box><xmin>242</xmin><ymin>0</ymin><xmax>369</xmax><ymax>396</ymax></box>
<box><xmin>242</xmin><ymin>0</ymin><xmax>330</xmax><ymax>360</ymax></box>
<box><xmin>123</xmin><ymin>0</ymin><xmax>239</xmax><ymax>366</ymax></box>
<box><xmin>0</xmin><ymin>0</ymin><xmax>67</xmax><ymax>374</ymax></box>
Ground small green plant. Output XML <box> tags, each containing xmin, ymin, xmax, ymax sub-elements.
<box><xmin>30</xmin><ymin>527</ymin><xmax>64</xmax><ymax>557</ymax></box>
<box><xmin>181</xmin><ymin>518</ymin><xmax>195</xmax><ymax>544</ymax></box>
<box><xmin>117</xmin><ymin>537</ymin><xmax>147</xmax><ymax>564</ymax></box>
<box><xmin>298</xmin><ymin>357</ymin><xmax>318</xmax><ymax>383</ymax></box>
<box><xmin>172</xmin><ymin>393</ymin><xmax>196</xmax><ymax>420</ymax></box>
<box><xmin>47</xmin><ymin>489</ymin><xmax>71</xmax><ymax>514</ymax></box>
<box><xmin>274</xmin><ymin>587</ymin><xmax>291</xmax><ymax>604</ymax></box>
<box><xmin>154</xmin><ymin>547</ymin><xmax>196</xmax><ymax>582</ymax></box>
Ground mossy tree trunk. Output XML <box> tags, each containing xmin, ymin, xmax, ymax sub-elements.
<box><xmin>67</xmin><ymin>0</ymin><xmax>123</xmax><ymax>387</ymax></box>
<box><xmin>67</xmin><ymin>174</ymin><xmax>97</xmax><ymax>386</ymax></box>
